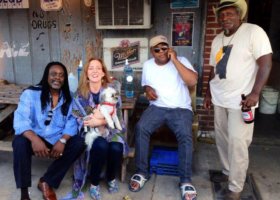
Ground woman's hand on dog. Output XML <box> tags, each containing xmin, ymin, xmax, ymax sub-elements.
<box><xmin>84</xmin><ymin>110</ymin><xmax>106</xmax><ymax>127</ymax></box>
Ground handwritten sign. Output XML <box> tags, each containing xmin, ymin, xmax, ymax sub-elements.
<box><xmin>40</xmin><ymin>0</ymin><xmax>62</xmax><ymax>11</ymax></box>
<box><xmin>0</xmin><ymin>0</ymin><xmax>29</xmax><ymax>9</ymax></box>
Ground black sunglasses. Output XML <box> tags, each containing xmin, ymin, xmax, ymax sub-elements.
<box><xmin>44</xmin><ymin>110</ymin><xmax>53</xmax><ymax>126</ymax></box>
<box><xmin>153</xmin><ymin>47</ymin><xmax>169</xmax><ymax>53</ymax></box>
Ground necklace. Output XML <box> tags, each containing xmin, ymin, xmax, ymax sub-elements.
<box><xmin>222</xmin><ymin>32</ymin><xmax>236</xmax><ymax>53</ymax></box>
<box><xmin>222</xmin><ymin>23</ymin><xmax>243</xmax><ymax>52</ymax></box>
<box><xmin>215</xmin><ymin>24</ymin><xmax>242</xmax><ymax>63</ymax></box>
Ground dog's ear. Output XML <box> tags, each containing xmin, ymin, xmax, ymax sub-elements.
<box><xmin>100</xmin><ymin>90</ymin><xmax>106</xmax><ymax>103</ymax></box>
<box><xmin>111</xmin><ymin>80</ymin><xmax>121</xmax><ymax>93</ymax></box>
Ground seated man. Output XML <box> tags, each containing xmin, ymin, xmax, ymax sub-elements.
<box><xmin>13</xmin><ymin>61</ymin><xmax>85</xmax><ymax>200</ymax></box>
<box><xmin>129</xmin><ymin>35</ymin><xmax>198</xmax><ymax>200</ymax></box>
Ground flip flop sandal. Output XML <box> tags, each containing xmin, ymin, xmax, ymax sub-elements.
<box><xmin>128</xmin><ymin>174</ymin><xmax>148</xmax><ymax>192</ymax></box>
<box><xmin>180</xmin><ymin>183</ymin><xmax>197</xmax><ymax>200</ymax></box>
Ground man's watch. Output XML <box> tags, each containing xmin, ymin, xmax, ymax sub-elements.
<box><xmin>59</xmin><ymin>138</ymin><xmax>67</xmax><ymax>144</ymax></box>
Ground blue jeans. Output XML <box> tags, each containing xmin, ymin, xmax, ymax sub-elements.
<box><xmin>90</xmin><ymin>137</ymin><xmax>123</xmax><ymax>185</ymax></box>
<box><xmin>135</xmin><ymin>105</ymin><xmax>193</xmax><ymax>183</ymax></box>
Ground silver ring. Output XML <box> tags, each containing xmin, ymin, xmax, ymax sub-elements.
<box><xmin>60</xmin><ymin>153</ymin><xmax>63</xmax><ymax>156</ymax></box>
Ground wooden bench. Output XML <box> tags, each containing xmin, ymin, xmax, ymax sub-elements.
<box><xmin>0</xmin><ymin>104</ymin><xmax>17</xmax><ymax>124</ymax></box>
<box><xmin>120</xmin><ymin>95</ymin><xmax>137</xmax><ymax>182</ymax></box>
<box><xmin>0</xmin><ymin>83</ymin><xmax>136</xmax><ymax>182</ymax></box>
<box><xmin>0</xmin><ymin>84</ymin><xmax>28</xmax><ymax>104</ymax></box>
<box><xmin>0</xmin><ymin>83</ymin><xmax>28</xmax><ymax>151</ymax></box>
<box><xmin>0</xmin><ymin>84</ymin><xmax>28</xmax><ymax>116</ymax></box>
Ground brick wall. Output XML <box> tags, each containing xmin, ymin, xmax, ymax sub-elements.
<box><xmin>197</xmin><ymin>0</ymin><xmax>221</xmax><ymax>131</ymax></box>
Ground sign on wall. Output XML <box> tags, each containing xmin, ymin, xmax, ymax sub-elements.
<box><xmin>0</xmin><ymin>0</ymin><xmax>29</xmax><ymax>9</ymax></box>
<box><xmin>40</xmin><ymin>0</ymin><xmax>62</xmax><ymax>11</ymax></box>
<box><xmin>103</xmin><ymin>38</ymin><xmax>148</xmax><ymax>71</ymax></box>
<box><xmin>170</xmin><ymin>0</ymin><xmax>199</xmax><ymax>9</ymax></box>
<box><xmin>171</xmin><ymin>12</ymin><xmax>194</xmax><ymax>47</ymax></box>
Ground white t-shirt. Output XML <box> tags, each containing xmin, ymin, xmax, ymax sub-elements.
<box><xmin>142</xmin><ymin>56</ymin><xmax>196</xmax><ymax>110</ymax></box>
<box><xmin>209</xmin><ymin>23</ymin><xmax>272</xmax><ymax>109</ymax></box>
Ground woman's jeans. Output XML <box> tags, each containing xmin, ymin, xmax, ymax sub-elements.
<box><xmin>135</xmin><ymin>105</ymin><xmax>193</xmax><ymax>183</ymax></box>
<box><xmin>90</xmin><ymin>137</ymin><xmax>123</xmax><ymax>185</ymax></box>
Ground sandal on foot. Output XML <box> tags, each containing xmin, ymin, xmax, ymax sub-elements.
<box><xmin>108</xmin><ymin>179</ymin><xmax>119</xmax><ymax>193</ymax></box>
<box><xmin>128</xmin><ymin>174</ymin><xmax>148</xmax><ymax>192</ymax></box>
<box><xmin>89</xmin><ymin>184</ymin><xmax>101</xmax><ymax>200</ymax></box>
<box><xmin>180</xmin><ymin>183</ymin><xmax>197</xmax><ymax>200</ymax></box>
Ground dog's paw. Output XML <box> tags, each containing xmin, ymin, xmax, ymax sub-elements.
<box><xmin>115</xmin><ymin>123</ymin><xmax>122</xmax><ymax>131</ymax></box>
<box><xmin>107</xmin><ymin>121</ymin><xmax>115</xmax><ymax>129</ymax></box>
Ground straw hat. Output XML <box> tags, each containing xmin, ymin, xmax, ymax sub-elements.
<box><xmin>213</xmin><ymin>0</ymin><xmax>247</xmax><ymax>20</ymax></box>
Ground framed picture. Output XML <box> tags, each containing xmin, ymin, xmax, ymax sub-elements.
<box><xmin>103</xmin><ymin>38</ymin><xmax>148</xmax><ymax>71</ymax></box>
<box><xmin>171</xmin><ymin>12</ymin><xmax>194</xmax><ymax>47</ymax></box>
<box><xmin>171</xmin><ymin>0</ymin><xmax>199</xmax><ymax>9</ymax></box>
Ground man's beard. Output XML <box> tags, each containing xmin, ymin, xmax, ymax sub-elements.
<box><xmin>224</xmin><ymin>29</ymin><xmax>230</xmax><ymax>35</ymax></box>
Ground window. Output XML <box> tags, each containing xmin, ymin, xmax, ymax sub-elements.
<box><xmin>95</xmin><ymin>0</ymin><xmax>152</xmax><ymax>29</ymax></box>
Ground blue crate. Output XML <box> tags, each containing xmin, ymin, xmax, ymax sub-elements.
<box><xmin>150</xmin><ymin>146</ymin><xmax>179</xmax><ymax>166</ymax></box>
<box><xmin>150</xmin><ymin>166</ymin><xmax>179</xmax><ymax>176</ymax></box>
<box><xmin>149</xmin><ymin>146</ymin><xmax>179</xmax><ymax>176</ymax></box>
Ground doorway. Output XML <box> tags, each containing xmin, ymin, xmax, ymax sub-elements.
<box><xmin>248</xmin><ymin>0</ymin><xmax>280</xmax><ymax>143</ymax></box>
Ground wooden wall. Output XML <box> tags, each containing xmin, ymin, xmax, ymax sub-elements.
<box><xmin>0</xmin><ymin>0</ymin><xmax>205</xmax><ymax>93</ymax></box>
<box><xmin>0</xmin><ymin>0</ymin><xmax>101</xmax><ymax>85</ymax></box>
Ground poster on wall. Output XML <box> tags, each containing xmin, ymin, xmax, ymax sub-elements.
<box><xmin>41</xmin><ymin>0</ymin><xmax>62</xmax><ymax>11</ymax></box>
<box><xmin>171</xmin><ymin>0</ymin><xmax>199</xmax><ymax>9</ymax></box>
<box><xmin>172</xmin><ymin>12</ymin><xmax>194</xmax><ymax>47</ymax></box>
<box><xmin>0</xmin><ymin>0</ymin><xmax>29</xmax><ymax>9</ymax></box>
<box><xmin>103</xmin><ymin>38</ymin><xmax>148</xmax><ymax>71</ymax></box>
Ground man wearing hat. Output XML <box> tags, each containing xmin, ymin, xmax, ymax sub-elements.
<box><xmin>203</xmin><ymin>0</ymin><xmax>272</xmax><ymax>199</ymax></box>
<box><xmin>129</xmin><ymin>35</ymin><xmax>198</xmax><ymax>200</ymax></box>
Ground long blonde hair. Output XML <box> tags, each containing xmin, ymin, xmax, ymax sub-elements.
<box><xmin>78</xmin><ymin>58</ymin><xmax>112</xmax><ymax>98</ymax></box>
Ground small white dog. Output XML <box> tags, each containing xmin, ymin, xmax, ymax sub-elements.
<box><xmin>85</xmin><ymin>87</ymin><xmax>122</xmax><ymax>150</ymax></box>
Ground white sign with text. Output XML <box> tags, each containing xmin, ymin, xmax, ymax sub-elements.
<box><xmin>0</xmin><ymin>0</ymin><xmax>29</xmax><ymax>9</ymax></box>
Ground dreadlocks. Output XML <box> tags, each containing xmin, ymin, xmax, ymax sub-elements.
<box><xmin>36</xmin><ymin>61</ymin><xmax>72</xmax><ymax>116</ymax></box>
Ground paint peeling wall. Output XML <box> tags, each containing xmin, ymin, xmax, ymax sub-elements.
<box><xmin>0</xmin><ymin>0</ymin><xmax>102</xmax><ymax>85</ymax></box>
<box><xmin>0</xmin><ymin>0</ymin><xmax>205</xmax><ymax>90</ymax></box>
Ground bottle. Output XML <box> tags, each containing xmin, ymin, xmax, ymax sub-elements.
<box><xmin>241</xmin><ymin>94</ymin><xmax>254</xmax><ymax>124</ymax></box>
<box><xmin>68</xmin><ymin>72</ymin><xmax>78</xmax><ymax>93</ymax></box>
<box><xmin>77</xmin><ymin>60</ymin><xmax>83</xmax><ymax>81</ymax></box>
<box><xmin>123</xmin><ymin>59</ymin><xmax>134</xmax><ymax>98</ymax></box>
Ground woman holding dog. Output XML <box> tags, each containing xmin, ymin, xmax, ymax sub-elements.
<box><xmin>69</xmin><ymin>58</ymin><xmax>127</xmax><ymax>200</ymax></box>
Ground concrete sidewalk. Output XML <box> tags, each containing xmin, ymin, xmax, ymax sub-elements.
<box><xmin>0</xmin><ymin>142</ymin><xmax>280</xmax><ymax>200</ymax></box>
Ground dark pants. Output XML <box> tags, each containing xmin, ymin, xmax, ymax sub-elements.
<box><xmin>135</xmin><ymin>105</ymin><xmax>193</xmax><ymax>183</ymax></box>
<box><xmin>13</xmin><ymin>134</ymin><xmax>85</xmax><ymax>189</ymax></box>
<box><xmin>90</xmin><ymin>137</ymin><xmax>123</xmax><ymax>186</ymax></box>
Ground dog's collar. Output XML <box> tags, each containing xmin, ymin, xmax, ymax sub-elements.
<box><xmin>100</xmin><ymin>102</ymin><xmax>116</xmax><ymax>116</ymax></box>
<box><xmin>101</xmin><ymin>102</ymin><xmax>115</xmax><ymax>107</ymax></box>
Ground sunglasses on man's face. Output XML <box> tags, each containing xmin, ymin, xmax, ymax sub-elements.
<box><xmin>153</xmin><ymin>47</ymin><xmax>169</xmax><ymax>53</ymax></box>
